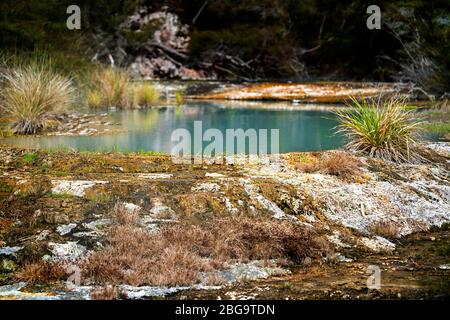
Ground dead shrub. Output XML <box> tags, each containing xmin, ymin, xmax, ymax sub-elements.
<box><xmin>319</xmin><ymin>151</ymin><xmax>362</xmax><ymax>179</ymax></box>
<box><xmin>114</xmin><ymin>203</ymin><xmax>140</xmax><ymax>225</ymax></box>
<box><xmin>291</xmin><ymin>151</ymin><xmax>362</xmax><ymax>180</ymax></box>
<box><xmin>15</xmin><ymin>261</ymin><xmax>68</xmax><ymax>284</ymax></box>
<box><xmin>289</xmin><ymin>153</ymin><xmax>320</xmax><ymax>173</ymax></box>
<box><xmin>82</xmin><ymin>206</ymin><xmax>332</xmax><ymax>287</ymax></box>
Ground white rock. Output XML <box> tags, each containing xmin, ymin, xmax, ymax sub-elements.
<box><xmin>123</xmin><ymin>202</ymin><xmax>141</xmax><ymax>212</ymax></box>
<box><xmin>0</xmin><ymin>246</ymin><xmax>23</xmax><ymax>256</ymax></box>
<box><xmin>192</xmin><ymin>182</ymin><xmax>220</xmax><ymax>192</ymax></box>
<box><xmin>205</xmin><ymin>172</ymin><xmax>225</xmax><ymax>178</ymax></box>
<box><xmin>137</xmin><ymin>173</ymin><xmax>173</xmax><ymax>179</ymax></box>
<box><xmin>56</xmin><ymin>223</ymin><xmax>77</xmax><ymax>236</ymax></box>
<box><xmin>360</xmin><ymin>236</ymin><xmax>396</xmax><ymax>253</ymax></box>
<box><xmin>36</xmin><ymin>230</ymin><xmax>51</xmax><ymax>241</ymax></box>
<box><xmin>45</xmin><ymin>242</ymin><xmax>87</xmax><ymax>262</ymax></box>
<box><xmin>51</xmin><ymin>180</ymin><xmax>108</xmax><ymax>197</ymax></box>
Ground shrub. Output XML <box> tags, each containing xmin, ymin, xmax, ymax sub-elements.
<box><xmin>335</xmin><ymin>97</ymin><xmax>422</xmax><ymax>162</ymax></box>
<box><xmin>0</xmin><ymin>64</ymin><xmax>74</xmax><ymax>134</ymax></box>
<box><xmin>90</xmin><ymin>286</ymin><xmax>125</xmax><ymax>300</ymax></box>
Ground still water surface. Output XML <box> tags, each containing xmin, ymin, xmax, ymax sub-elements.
<box><xmin>1</xmin><ymin>102</ymin><xmax>345</xmax><ymax>154</ymax></box>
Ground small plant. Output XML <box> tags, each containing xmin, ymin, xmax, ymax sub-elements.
<box><xmin>132</xmin><ymin>83</ymin><xmax>159</xmax><ymax>107</ymax></box>
<box><xmin>335</xmin><ymin>97</ymin><xmax>422</xmax><ymax>162</ymax></box>
<box><xmin>290</xmin><ymin>151</ymin><xmax>361</xmax><ymax>180</ymax></box>
<box><xmin>0</xmin><ymin>63</ymin><xmax>74</xmax><ymax>134</ymax></box>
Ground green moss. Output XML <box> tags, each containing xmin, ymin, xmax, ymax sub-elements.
<box><xmin>54</xmin><ymin>171</ymin><xmax>69</xmax><ymax>177</ymax></box>
<box><xmin>47</xmin><ymin>192</ymin><xmax>75</xmax><ymax>199</ymax></box>
<box><xmin>1</xmin><ymin>259</ymin><xmax>16</xmax><ymax>272</ymax></box>
<box><xmin>0</xmin><ymin>182</ymin><xmax>13</xmax><ymax>193</ymax></box>
<box><xmin>85</xmin><ymin>192</ymin><xmax>112</xmax><ymax>203</ymax></box>
<box><xmin>22</xmin><ymin>153</ymin><xmax>38</xmax><ymax>163</ymax></box>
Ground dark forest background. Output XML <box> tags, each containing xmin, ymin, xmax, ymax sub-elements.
<box><xmin>0</xmin><ymin>0</ymin><xmax>448</xmax><ymax>93</ymax></box>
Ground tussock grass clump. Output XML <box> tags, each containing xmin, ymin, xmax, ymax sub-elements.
<box><xmin>335</xmin><ymin>97</ymin><xmax>422</xmax><ymax>162</ymax></box>
<box><xmin>131</xmin><ymin>82</ymin><xmax>160</xmax><ymax>107</ymax></box>
<box><xmin>83</xmin><ymin>204</ymin><xmax>332</xmax><ymax>287</ymax></box>
<box><xmin>88</xmin><ymin>68</ymin><xmax>130</xmax><ymax>108</ymax></box>
<box><xmin>368</xmin><ymin>220</ymin><xmax>401</xmax><ymax>240</ymax></box>
<box><xmin>86</xmin><ymin>68</ymin><xmax>160</xmax><ymax>108</ymax></box>
<box><xmin>0</xmin><ymin>64</ymin><xmax>74</xmax><ymax>134</ymax></box>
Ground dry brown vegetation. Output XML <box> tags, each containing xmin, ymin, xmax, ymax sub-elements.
<box><xmin>368</xmin><ymin>220</ymin><xmax>402</xmax><ymax>240</ymax></box>
<box><xmin>82</xmin><ymin>204</ymin><xmax>332</xmax><ymax>287</ymax></box>
<box><xmin>320</xmin><ymin>152</ymin><xmax>362</xmax><ymax>179</ymax></box>
<box><xmin>90</xmin><ymin>286</ymin><xmax>126</xmax><ymax>300</ymax></box>
<box><xmin>15</xmin><ymin>261</ymin><xmax>68</xmax><ymax>284</ymax></box>
<box><xmin>290</xmin><ymin>151</ymin><xmax>362</xmax><ymax>180</ymax></box>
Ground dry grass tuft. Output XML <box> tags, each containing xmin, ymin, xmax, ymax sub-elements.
<box><xmin>85</xmin><ymin>68</ymin><xmax>160</xmax><ymax>108</ymax></box>
<box><xmin>0</xmin><ymin>63</ymin><xmax>74</xmax><ymax>134</ymax></box>
<box><xmin>114</xmin><ymin>202</ymin><xmax>140</xmax><ymax>225</ymax></box>
<box><xmin>82</xmin><ymin>205</ymin><xmax>332</xmax><ymax>287</ymax></box>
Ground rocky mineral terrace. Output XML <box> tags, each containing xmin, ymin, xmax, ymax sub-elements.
<box><xmin>192</xmin><ymin>82</ymin><xmax>412</xmax><ymax>103</ymax></box>
<box><xmin>0</xmin><ymin>143</ymin><xmax>449</xmax><ymax>299</ymax></box>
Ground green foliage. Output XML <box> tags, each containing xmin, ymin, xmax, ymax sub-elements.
<box><xmin>335</xmin><ymin>97</ymin><xmax>422</xmax><ymax>162</ymax></box>
<box><xmin>0</xmin><ymin>0</ymin><xmax>448</xmax><ymax>84</ymax></box>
